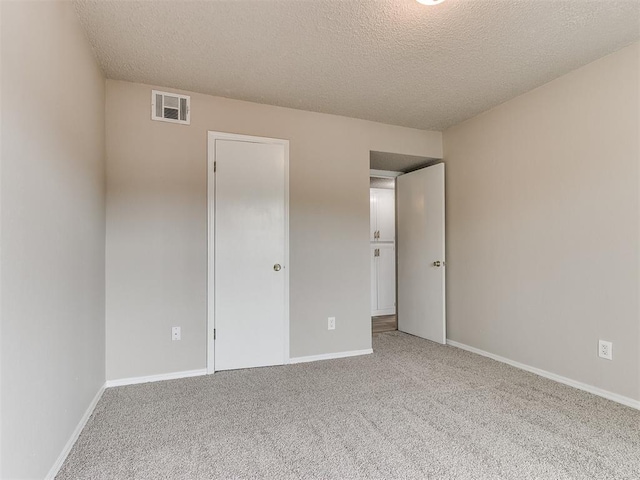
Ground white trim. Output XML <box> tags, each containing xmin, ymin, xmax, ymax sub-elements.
<box><xmin>45</xmin><ymin>384</ymin><xmax>106</xmax><ymax>480</ymax></box>
<box><xmin>207</xmin><ymin>134</ymin><xmax>215</xmax><ymax>373</ymax></box>
<box><xmin>439</xmin><ymin>164</ymin><xmax>447</xmax><ymax>344</ymax></box>
<box><xmin>105</xmin><ymin>369</ymin><xmax>207</xmax><ymax>388</ymax></box>
<box><xmin>370</xmin><ymin>169</ymin><xmax>402</xmax><ymax>178</ymax></box>
<box><xmin>289</xmin><ymin>348</ymin><xmax>373</xmax><ymax>364</ymax></box>
<box><xmin>207</xmin><ymin>131</ymin><xmax>290</xmax><ymax>374</ymax></box>
<box><xmin>446</xmin><ymin>340</ymin><xmax>640</xmax><ymax>410</ymax></box>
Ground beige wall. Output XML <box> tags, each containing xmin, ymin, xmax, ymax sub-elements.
<box><xmin>0</xmin><ymin>1</ymin><xmax>106</xmax><ymax>478</ymax></box>
<box><xmin>105</xmin><ymin>79</ymin><xmax>442</xmax><ymax>380</ymax></box>
<box><xmin>444</xmin><ymin>42</ymin><xmax>639</xmax><ymax>401</ymax></box>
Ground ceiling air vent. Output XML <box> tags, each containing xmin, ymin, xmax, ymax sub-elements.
<box><xmin>151</xmin><ymin>90</ymin><xmax>190</xmax><ymax>125</ymax></box>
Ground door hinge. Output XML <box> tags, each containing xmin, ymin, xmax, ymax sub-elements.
<box><xmin>214</xmin><ymin>161</ymin><xmax>217</xmax><ymax>172</ymax></box>
<box><xmin>213</xmin><ymin>328</ymin><xmax>216</xmax><ymax>340</ymax></box>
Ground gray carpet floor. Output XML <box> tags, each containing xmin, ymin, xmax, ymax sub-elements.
<box><xmin>57</xmin><ymin>332</ymin><xmax>640</xmax><ymax>479</ymax></box>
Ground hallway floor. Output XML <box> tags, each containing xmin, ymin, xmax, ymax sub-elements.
<box><xmin>372</xmin><ymin>314</ymin><xmax>397</xmax><ymax>334</ymax></box>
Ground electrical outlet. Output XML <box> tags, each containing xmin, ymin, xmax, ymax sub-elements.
<box><xmin>172</xmin><ymin>326</ymin><xmax>181</xmax><ymax>341</ymax></box>
<box><xmin>598</xmin><ymin>340</ymin><xmax>612</xmax><ymax>360</ymax></box>
<box><xmin>328</xmin><ymin>317</ymin><xmax>336</xmax><ymax>330</ymax></box>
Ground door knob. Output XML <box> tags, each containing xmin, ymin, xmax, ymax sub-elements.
<box><xmin>433</xmin><ymin>261</ymin><xmax>442</xmax><ymax>267</ymax></box>
<box><xmin>273</xmin><ymin>264</ymin><xmax>282</xmax><ymax>271</ymax></box>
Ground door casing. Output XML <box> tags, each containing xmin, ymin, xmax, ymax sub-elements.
<box><xmin>207</xmin><ymin>131</ymin><xmax>290</xmax><ymax>374</ymax></box>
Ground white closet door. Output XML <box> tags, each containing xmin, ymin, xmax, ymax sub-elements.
<box><xmin>376</xmin><ymin>189</ymin><xmax>396</xmax><ymax>242</ymax></box>
<box><xmin>214</xmin><ymin>139</ymin><xmax>287</xmax><ymax>371</ymax></box>
<box><xmin>376</xmin><ymin>244</ymin><xmax>396</xmax><ymax>315</ymax></box>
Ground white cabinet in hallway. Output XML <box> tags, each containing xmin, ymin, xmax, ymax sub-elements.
<box><xmin>370</xmin><ymin>188</ymin><xmax>395</xmax><ymax>242</ymax></box>
<box><xmin>370</xmin><ymin>185</ymin><xmax>396</xmax><ymax>317</ymax></box>
<box><xmin>371</xmin><ymin>244</ymin><xmax>396</xmax><ymax>316</ymax></box>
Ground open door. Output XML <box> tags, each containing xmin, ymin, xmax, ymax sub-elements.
<box><xmin>397</xmin><ymin>163</ymin><xmax>446</xmax><ymax>344</ymax></box>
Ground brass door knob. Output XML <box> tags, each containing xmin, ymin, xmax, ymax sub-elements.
<box><xmin>273</xmin><ymin>264</ymin><xmax>282</xmax><ymax>271</ymax></box>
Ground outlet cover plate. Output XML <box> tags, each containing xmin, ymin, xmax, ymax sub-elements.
<box><xmin>328</xmin><ymin>317</ymin><xmax>336</xmax><ymax>330</ymax></box>
<box><xmin>598</xmin><ymin>340</ymin><xmax>612</xmax><ymax>360</ymax></box>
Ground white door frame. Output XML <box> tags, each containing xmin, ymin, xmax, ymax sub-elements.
<box><xmin>207</xmin><ymin>131</ymin><xmax>290</xmax><ymax>374</ymax></box>
<box><xmin>369</xmin><ymin>169</ymin><xmax>400</xmax><ymax>319</ymax></box>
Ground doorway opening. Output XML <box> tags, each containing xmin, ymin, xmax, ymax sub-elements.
<box><xmin>369</xmin><ymin>151</ymin><xmax>446</xmax><ymax>343</ymax></box>
<box><xmin>370</xmin><ymin>173</ymin><xmax>398</xmax><ymax>334</ymax></box>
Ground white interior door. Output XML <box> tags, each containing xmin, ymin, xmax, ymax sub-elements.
<box><xmin>212</xmin><ymin>137</ymin><xmax>288</xmax><ymax>371</ymax></box>
<box><xmin>397</xmin><ymin>163</ymin><xmax>446</xmax><ymax>344</ymax></box>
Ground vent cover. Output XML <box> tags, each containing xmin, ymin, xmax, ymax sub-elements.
<box><xmin>151</xmin><ymin>90</ymin><xmax>190</xmax><ymax>125</ymax></box>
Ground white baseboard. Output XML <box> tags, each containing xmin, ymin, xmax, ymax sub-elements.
<box><xmin>45</xmin><ymin>383</ymin><xmax>106</xmax><ymax>480</ymax></box>
<box><xmin>446</xmin><ymin>339</ymin><xmax>640</xmax><ymax>410</ymax></box>
<box><xmin>289</xmin><ymin>348</ymin><xmax>373</xmax><ymax>364</ymax></box>
<box><xmin>105</xmin><ymin>368</ymin><xmax>208</xmax><ymax>388</ymax></box>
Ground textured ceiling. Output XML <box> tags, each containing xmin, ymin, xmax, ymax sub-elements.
<box><xmin>370</xmin><ymin>177</ymin><xmax>395</xmax><ymax>189</ymax></box>
<box><xmin>74</xmin><ymin>0</ymin><xmax>640</xmax><ymax>130</ymax></box>
<box><xmin>370</xmin><ymin>151</ymin><xmax>438</xmax><ymax>172</ymax></box>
